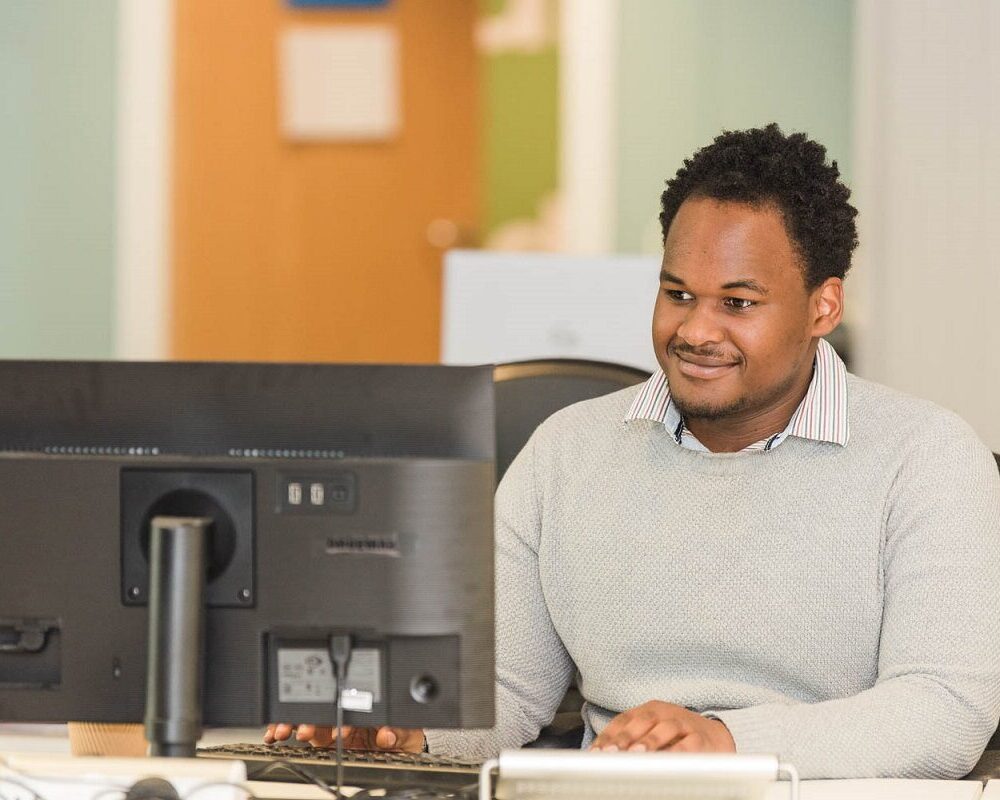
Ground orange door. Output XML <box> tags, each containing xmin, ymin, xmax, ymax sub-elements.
<box><xmin>172</xmin><ymin>0</ymin><xmax>479</xmax><ymax>363</ymax></box>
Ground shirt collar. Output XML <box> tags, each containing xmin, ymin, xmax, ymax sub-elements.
<box><xmin>624</xmin><ymin>338</ymin><xmax>850</xmax><ymax>448</ymax></box>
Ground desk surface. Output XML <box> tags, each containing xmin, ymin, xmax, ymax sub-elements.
<box><xmin>0</xmin><ymin>727</ymin><xmax>993</xmax><ymax>800</ymax></box>
<box><xmin>767</xmin><ymin>780</ymin><xmax>984</xmax><ymax>800</ymax></box>
<box><xmin>0</xmin><ymin>724</ymin><xmax>264</xmax><ymax>753</ymax></box>
<box><xmin>244</xmin><ymin>783</ymin><xmax>997</xmax><ymax>800</ymax></box>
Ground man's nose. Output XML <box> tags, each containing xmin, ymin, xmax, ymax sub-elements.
<box><xmin>675</xmin><ymin>301</ymin><xmax>724</xmax><ymax>347</ymax></box>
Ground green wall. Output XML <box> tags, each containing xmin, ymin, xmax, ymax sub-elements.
<box><xmin>479</xmin><ymin>0</ymin><xmax>560</xmax><ymax>238</ymax></box>
<box><xmin>483</xmin><ymin>48</ymin><xmax>559</xmax><ymax>235</ymax></box>
<box><xmin>0</xmin><ymin>1</ymin><xmax>117</xmax><ymax>358</ymax></box>
<box><xmin>615</xmin><ymin>0</ymin><xmax>853</xmax><ymax>253</ymax></box>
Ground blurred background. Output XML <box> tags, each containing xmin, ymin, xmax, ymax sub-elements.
<box><xmin>1</xmin><ymin>0</ymin><xmax>998</xmax><ymax>447</ymax></box>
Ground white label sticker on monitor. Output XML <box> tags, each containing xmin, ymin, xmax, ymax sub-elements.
<box><xmin>344</xmin><ymin>648</ymin><xmax>381</xmax><ymax>705</ymax></box>
<box><xmin>341</xmin><ymin>689</ymin><xmax>374</xmax><ymax>712</ymax></box>
<box><xmin>278</xmin><ymin>649</ymin><xmax>336</xmax><ymax>703</ymax></box>
<box><xmin>277</xmin><ymin>646</ymin><xmax>382</xmax><ymax>707</ymax></box>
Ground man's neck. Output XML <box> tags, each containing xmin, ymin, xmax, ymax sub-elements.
<box><xmin>685</xmin><ymin>409</ymin><xmax>796</xmax><ymax>453</ymax></box>
<box><xmin>684</xmin><ymin>364</ymin><xmax>816</xmax><ymax>454</ymax></box>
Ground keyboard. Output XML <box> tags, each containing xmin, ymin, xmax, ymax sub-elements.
<box><xmin>200</xmin><ymin>744</ymin><xmax>796</xmax><ymax>800</ymax></box>
<box><xmin>198</xmin><ymin>743</ymin><xmax>482</xmax><ymax>792</ymax></box>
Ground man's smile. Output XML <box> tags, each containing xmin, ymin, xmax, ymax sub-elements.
<box><xmin>671</xmin><ymin>351</ymin><xmax>740</xmax><ymax>380</ymax></box>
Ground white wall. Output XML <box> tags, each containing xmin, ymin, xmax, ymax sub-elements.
<box><xmin>614</xmin><ymin>0</ymin><xmax>854</xmax><ymax>255</ymax></box>
<box><xmin>558</xmin><ymin>0</ymin><xmax>619</xmax><ymax>254</ymax></box>
<box><xmin>853</xmin><ymin>0</ymin><xmax>1000</xmax><ymax>449</ymax></box>
<box><xmin>0</xmin><ymin>1</ymin><xmax>118</xmax><ymax>358</ymax></box>
<box><xmin>0</xmin><ymin>0</ymin><xmax>172</xmax><ymax>361</ymax></box>
<box><xmin>115</xmin><ymin>0</ymin><xmax>172</xmax><ymax>360</ymax></box>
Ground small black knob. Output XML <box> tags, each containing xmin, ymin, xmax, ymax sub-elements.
<box><xmin>125</xmin><ymin>777</ymin><xmax>180</xmax><ymax>800</ymax></box>
<box><xmin>409</xmin><ymin>674</ymin><xmax>439</xmax><ymax>704</ymax></box>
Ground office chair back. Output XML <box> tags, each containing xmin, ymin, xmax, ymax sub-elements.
<box><xmin>492</xmin><ymin>358</ymin><xmax>649</xmax><ymax>749</ymax></box>
<box><xmin>969</xmin><ymin>453</ymin><xmax>1000</xmax><ymax>779</ymax></box>
<box><xmin>989</xmin><ymin>455</ymin><xmax>1000</xmax><ymax>752</ymax></box>
<box><xmin>493</xmin><ymin>358</ymin><xmax>651</xmax><ymax>485</ymax></box>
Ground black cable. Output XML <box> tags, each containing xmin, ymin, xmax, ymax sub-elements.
<box><xmin>254</xmin><ymin>757</ymin><xmax>477</xmax><ymax>800</ymax></box>
<box><xmin>352</xmin><ymin>786</ymin><xmax>479</xmax><ymax>800</ymax></box>
<box><xmin>253</xmin><ymin>759</ymin><xmax>338</xmax><ymax>798</ymax></box>
<box><xmin>329</xmin><ymin>633</ymin><xmax>353</xmax><ymax>800</ymax></box>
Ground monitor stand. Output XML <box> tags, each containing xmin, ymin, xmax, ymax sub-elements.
<box><xmin>143</xmin><ymin>516</ymin><xmax>212</xmax><ymax>758</ymax></box>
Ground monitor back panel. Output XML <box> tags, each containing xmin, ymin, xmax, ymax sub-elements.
<box><xmin>0</xmin><ymin>454</ymin><xmax>494</xmax><ymax>729</ymax></box>
<box><xmin>0</xmin><ymin>360</ymin><xmax>494</xmax><ymax>730</ymax></box>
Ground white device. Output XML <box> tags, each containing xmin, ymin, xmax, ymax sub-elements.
<box><xmin>479</xmin><ymin>750</ymin><xmax>798</xmax><ymax>800</ymax></box>
<box><xmin>0</xmin><ymin>753</ymin><xmax>246</xmax><ymax>800</ymax></box>
<box><xmin>441</xmin><ymin>250</ymin><xmax>661</xmax><ymax>373</ymax></box>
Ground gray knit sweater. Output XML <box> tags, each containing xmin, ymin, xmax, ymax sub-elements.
<box><xmin>425</xmin><ymin>374</ymin><xmax>1000</xmax><ymax>779</ymax></box>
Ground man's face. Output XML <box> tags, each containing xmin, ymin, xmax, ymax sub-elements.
<box><xmin>652</xmin><ymin>196</ymin><xmax>833</xmax><ymax>423</ymax></box>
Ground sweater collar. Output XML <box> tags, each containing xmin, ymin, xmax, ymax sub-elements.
<box><xmin>624</xmin><ymin>338</ymin><xmax>850</xmax><ymax>448</ymax></box>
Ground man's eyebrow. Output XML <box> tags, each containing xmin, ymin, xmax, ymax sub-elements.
<box><xmin>659</xmin><ymin>271</ymin><xmax>769</xmax><ymax>296</ymax></box>
<box><xmin>721</xmin><ymin>279</ymin><xmax>769</xmax><ymax>295</ymax></box>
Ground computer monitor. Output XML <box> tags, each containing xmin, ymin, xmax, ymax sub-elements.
<box><xmin>0</xmin><ymin>361</ymin><xmax>495</xmax><ymax>748</ymax></box>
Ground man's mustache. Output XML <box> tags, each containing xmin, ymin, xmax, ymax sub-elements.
<box><xmin>668</xmin><ymin>342</ymin><xmax>741</xmax><ymax>363</ymax></box>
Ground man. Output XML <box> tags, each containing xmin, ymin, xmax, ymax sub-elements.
<box><xmin>267</xmin><ymin>124</ymin><xmax>1000</xmax><ymax>778</ymax></box>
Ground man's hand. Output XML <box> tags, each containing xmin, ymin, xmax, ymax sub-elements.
<box><xmin>590</xmin><ymin>701</ymin><xmax>735</xmax><ymax>753</ymax></box>
<box><xmin>264</xmin><ymin>723</ymin><xmax>425</xmax><ymax>752</ymax></box>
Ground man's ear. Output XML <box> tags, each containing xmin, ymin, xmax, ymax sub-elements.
<box><xmin>810</xmin><ymin>277</ymin><xmax>844</xmax><ymax>338</ymax></box>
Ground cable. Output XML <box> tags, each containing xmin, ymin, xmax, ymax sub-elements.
<box><xmin>1</xmin><ymin>752</ymin><xmax>258</xmax><ymax>800</ymax></box>
<box><xmin>182</xmin><ymin>780</ymin><xmax>258</xmax><ymax>800</ymax></box>
<box><xmin>250</xmin><ymin>755</ymin><xmax>479</xmax><ymax>800</ymax></box>
<box><xmin>0</xmin><ymin>777</ymin><xmax>47</xmax><ymax>800</ymax></box>
<box><xmin>329</xmin><ymin>633</ymin><xmax>353</xmax><ymax>800</ymax></box>
<box><xmin>0</xmin><ymin>754</ymin><xmax>129</xmax><ymax>800</ymax></box>
<box><xmin>352</xmin><ymin>786</ymin><xmax>479</xmax><ymax>800</ymax></box>
<box><xmin>253</xmin><ymin>760</ymin><xmax>338</xmax><ymax>798</ymax></box>
<box><xmin>90</xmin><ymin>790</ymin><xmax>127</xmax><ymax>800</ymax></box>
<box><xmin>0</xmin><ymin>757</ymin><xmax>37</xmax><ymax>800</ymax></box>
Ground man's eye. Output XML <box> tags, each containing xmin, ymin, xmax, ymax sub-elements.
<box><xmin>724</xmin><ymin>297</ymin><xmax>755</xmax><ymax>310</ymax></box>
<box><xmin>664</xmin><ymin>290</ymin><xmax>693</xmax><ymax>302</ymax></box>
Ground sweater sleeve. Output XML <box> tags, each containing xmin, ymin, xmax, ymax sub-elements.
<box><xmin>712</xmin><ymin>419</ymin><xmax>1000</xmax><ymax>779</ymax></box>
<box><xmin>425</xmin><ymin>433</ymin><xmax>576</xmax><ymax>758</ymax></box>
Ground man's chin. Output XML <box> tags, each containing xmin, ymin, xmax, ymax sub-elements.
<box><xmin>671</xmin><ymin>393</ymin><xmax>747</xmax><ymax>422</ymax></box>
<box><xmin>664</xmin><ymin>365</ymin><xmax>747</xmax><ymax>420</ymax></box>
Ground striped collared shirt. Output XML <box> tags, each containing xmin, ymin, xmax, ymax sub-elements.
<box><xmin>625</xmin><ymin>338</ymin><xmax>850</xmax><ymax>452</ymax></box>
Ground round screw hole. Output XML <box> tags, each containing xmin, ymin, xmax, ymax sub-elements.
<box><xmin>409</xmin><ymin>675</ymin><xmax>439</xmax><ymax>704</ymax></box>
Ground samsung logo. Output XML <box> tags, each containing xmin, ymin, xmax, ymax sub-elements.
<box><xmin>325</xmin><ymin>533</ymin><xmax>400</xmax><ymax>557</ymax></box>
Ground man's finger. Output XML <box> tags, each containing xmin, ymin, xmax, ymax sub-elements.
<box><xmin>311</xmin><ymin>727</ymin><xmax>339</xmax><ymax>748</ymax></box>
<box><xmin>263</xmin><ymin>724</ymin><xmax>277</xmax><ymax>744</ymax></box>
<box><xmin>295</xmin><ymin>724</ymin><xmax>316</xmax><ymax>742</ymax></box>
<box><xmin>375</xmin><ymin>726</ymin><xmax>402</xmax><ymax>749</ymax></box>
<box><xmin>315</xmin><ymin>725</ymin><xmax>358</xmax><ymax>748</ymax></box>
<box><xmin>630</xmin><ymin>720</ymin><xmax>684</xmax><ymax>752</ymax></box>
<box><xmin>667</xmin><ymin>732</ymin><xmax>706</xmax><ymax>753</ymax></box>
<box><xmin>270</xmin><ymin>723</ymin><xmax>295</xmax><ymax>742</ymax></box>
<box><xmin>597</xmin><ymin>715</ymin><xmax>659</xmax><ymax>751</ymax></box>
<box><xmin>591</xmin><ymin>714</ymin><xmax>631</xmax><ymax>749</ymax></box>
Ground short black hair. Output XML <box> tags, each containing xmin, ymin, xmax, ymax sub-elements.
<box><xmin>659</xmin><ymin>123</ymin><xmax>858</xmax><ymax>288</ymax></box>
